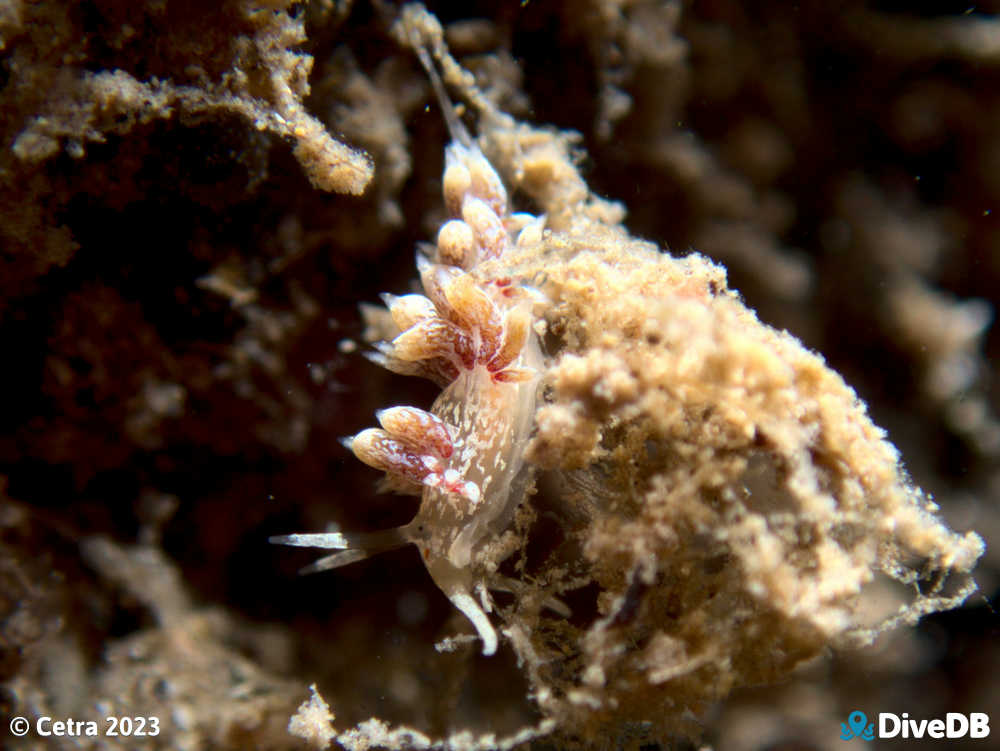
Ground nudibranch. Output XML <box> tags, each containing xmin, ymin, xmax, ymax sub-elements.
<box><xmin>271</xmin><ymin>42</ymin><xmax>546</xmax><ymax>656</ymax></box>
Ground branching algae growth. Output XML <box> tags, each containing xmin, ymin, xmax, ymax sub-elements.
<box><xmin>278</xmin><ymin>5</ymin><xmax>985</xmax><ymax>748</ymax></box>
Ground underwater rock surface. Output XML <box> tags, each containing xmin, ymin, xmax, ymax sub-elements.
<box><xmin>2</xmin><ymin>2</ymin><xmax>996</xmax><ymax>750</ymax></box>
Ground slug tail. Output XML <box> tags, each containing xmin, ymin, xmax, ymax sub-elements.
<box><xmin>406</xmin><ymin>21</ymin><xmax>473</xmax><ymax>150</ymax></box>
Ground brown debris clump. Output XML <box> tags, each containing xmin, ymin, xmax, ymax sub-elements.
<box><xmin>0</xmin><ymin>0</ymin><xmax>372</xmax><ymax>314</ymax></box>
<box><xmin>456</xmin><ymin>111</ymin><xmax>985</xmax><ymax>743</ymax></box>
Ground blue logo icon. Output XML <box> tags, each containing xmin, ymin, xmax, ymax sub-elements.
<box><xmin>841</xmin><ymin>710</ymin><xmax>875</xmax><ymax>740</ymax></box>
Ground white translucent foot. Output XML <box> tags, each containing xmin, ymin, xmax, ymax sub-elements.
<box><xmin>448</xmin><ymin>589</ymin><xmax>498</xmax><ymax>656</ymax></box>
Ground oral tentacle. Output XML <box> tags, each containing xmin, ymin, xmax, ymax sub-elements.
<box><xmin>269</xmin><ymin>527</ymin><xmax>410</xmax><ymax>573</ymax></box>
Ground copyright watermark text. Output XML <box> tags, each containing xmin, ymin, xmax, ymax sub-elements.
<box><xmin>841</xmin><ymin>710</ymin><xmax>990</xmax><ymax>740</ymax></box>
<box><xmin>9</xmin><ymin>716</ymin><xmax>161</xmax><ymax>738</ymax></box>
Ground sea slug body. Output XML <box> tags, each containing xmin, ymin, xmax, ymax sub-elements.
<box><xmin>271</xmin><ymin>41</ymin><xmax>545</xmax><ymax>656</ymax></box>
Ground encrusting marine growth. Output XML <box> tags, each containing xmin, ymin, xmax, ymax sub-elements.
<box><xmin>275</xmin><ymin>5</ymin><xmax>985</xmax><ymax>746</ymax></box>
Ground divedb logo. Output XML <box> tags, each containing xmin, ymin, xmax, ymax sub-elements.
<box><xmin>841</xmin><ymin>710</ymin><xmax>991</xmax><ymax>740</ymax></box>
